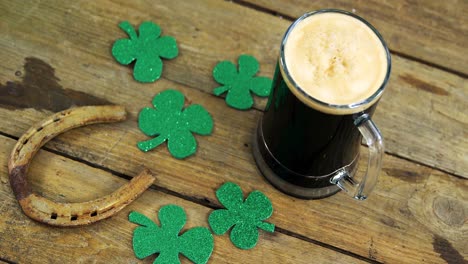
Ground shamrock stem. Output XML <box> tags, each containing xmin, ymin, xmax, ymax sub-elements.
<box><xmin>137</xmin><ymin>135</ymin><xmax>167</xmax><ymax>152</ymax></box>
<box><xmin>129</xmin><ymin>211</ymin><xmax>158</xmax><ymax>228</ymax></box>
<box><xmin>119</xmin><ymin>21</ymin><xmax>138</xmax><ymax>39</ymax></box>
<box><xmin>257</xmin><ymin>221</ymin><xmax>275</xmax><ymax>233</ymax></box>
<box><xmin>213</xmin><ymin>86</ymin><xmax>230</xmax><ymax>96</ymax></box>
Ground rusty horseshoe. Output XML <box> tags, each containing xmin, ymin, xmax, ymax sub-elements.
<box><xmin>8</xmin><ymin>105</ymin><xmax>156</xmax><ymax>226</ymax></box>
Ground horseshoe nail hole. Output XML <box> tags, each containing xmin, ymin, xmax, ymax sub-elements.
<box><xmin>90</xmin><ymin>211</ymin><xmax>98</xmax><ymax>217</ymax></box>
<box><xmin>36</xmin><ymin>127</ymin><xmax>43</xmax><ymax>132</ymax></box>
<box><xmin>23</xmin><ymin>138</ymin><xmax>29</xmax><ymax>145</ymax></box>
<box><xmin>70</xmin><ymin>215</ymin><xmax>78</xmax><ymax>221</ymax></box>
<box><xmin>51</xmin><ymin>213</ymin><xmax>58</xmax><ymax>220</ymax></box>
<box><xmin>53</xmin><ymin>117</ymin><xmax>61</xmax><ymax>122</ymax></box>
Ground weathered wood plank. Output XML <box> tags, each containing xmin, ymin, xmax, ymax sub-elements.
<box><xmin>0</xmin><ymin>136</ymin><xmax>365</xmax><ymax>264</ymax></box>
<box><xmin>1</xmin><ymin>0</ymin><xmax>466</xmax><ymax>176</ymax></box>
<box><xmin>0</xmin><ymin>1</ymin><xmax>466</xmax><ymax>263</ymax></box>
<box><xmin>242</xmin><ymin>0</ymin><xmax>468</xmax><ymax>75</ymax></box>
<box><xmin>0</xmin><ymin>68</ymin><xmax>466</xmax><ymax>263</ymax></box>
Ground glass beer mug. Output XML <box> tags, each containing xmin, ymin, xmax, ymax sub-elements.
<box><xmin>253</xmin><ymin>9</ymin><xmax>391</xmax><ymax>200</ymax></box>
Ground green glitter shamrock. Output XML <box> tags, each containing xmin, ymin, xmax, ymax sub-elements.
<box><xmin>213</xmin><ymin>55</ymin><xmax>272</xmax><ymax>110</ymax></box>
<box><xmin>208</xmin><ymin>182</ymin><xmax>275</xmax><ymax>250</ymax></box>
<box><xmin>129</xmin><ymin>205</ymin><xmax>214</xmax><ymax>264</ymax></box>
<box><xmin>137</xmin><ymin>89</ymin><xmax>213</xmax><ymax>159</ymax></box>
<box><xmin>112</xmin><ymin>21</ymin><xmax>178</xmax><ymax>83</ymax></box>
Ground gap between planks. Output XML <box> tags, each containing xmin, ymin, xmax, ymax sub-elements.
<box><xmin>230</xmin><ymin>0</ymin><xmax>468</xmax><ymax>79</ymax></box>
<box><xmin>0</xmin><ymin>130</ymin><xmax>379</xmax><ymax>264</ymax></box>
<box><xmin>0</xmin><ymin>257</ymin><xmax>16</xmax><ymax>264</ymax></box>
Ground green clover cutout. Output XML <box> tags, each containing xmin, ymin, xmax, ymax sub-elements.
<box><xmin>208</xmin><ymin>182</ymin><xmax>275</xmax><ymax>250</ymax></box>
<box><xmin>213</xmin><ymin>55</ymin><xmax>273</xmax><ymax>110</ymax></box>
<box><xmin>129</xmin><ymin>205</ymin><xmax>214</xmax><ymax>264</ymax></box>
<box><xmin>137</xmin><ymin>89</ymin><xmax>213</xmax><ymax>159</ymax></box>
<box><xmin>112</xmin><ymin>21</ymin><xmax>178</xmax><ymax>83</ymax></box>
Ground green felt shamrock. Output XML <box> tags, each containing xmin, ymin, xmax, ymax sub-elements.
<box><xmin>213</xmin><ymin>55</ymin><xmax>273</xmax><ymax>110</ymax></box>
<box><xmin>208</xmin><ymin>182</ymin><xmax>275</xmax><ymax>250</ymax></box>
<box><xmin>129</xmin><ymin>205</ymin><xmax>214</xmax><ymax>264</ymax></box>
<box><xmin>137</xmin><ymin>89</ymin><xmax>213</xmax><ymax>159</ymax></box>
<box><xmin>112</xmin><ymin>21</ymin><xmax>178</xmax><ymax>83</ymax></box>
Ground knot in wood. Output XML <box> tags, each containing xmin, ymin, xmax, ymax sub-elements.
<box><xmin>432</xmin><ymin>196</ymin><xmax>465</xmax><ymax>227</ymax></box>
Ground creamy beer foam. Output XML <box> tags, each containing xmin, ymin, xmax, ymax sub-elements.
<box><xmin>284</xmin><ymin>12</ymin><xmax>388</xmax><ymax>106</ymax></box>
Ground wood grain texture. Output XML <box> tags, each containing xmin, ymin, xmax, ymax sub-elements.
<box><xmin>242</xmin><ymin>0</ymin><xmax>468</xmax><ymax>75</ymax></box>
<box><xmin>0</xmin><ymin>136</ymin><xmax>365</xmax><ymax>264</ymax></box>
<box><xmin>0</xmin><ymin>0</ymin><xmax>466</xmax><ymax>263</ymax></box>
<box><xmin>1</xmin><ymin>0</ymin><xmax>466</xmax><ymax>177</ymax></box>
<box><xmin>0</xmin><ymin>60</ymin><xmax>466</xmax><ymax>262</ymax></box>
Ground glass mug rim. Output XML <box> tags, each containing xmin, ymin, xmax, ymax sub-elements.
<box><xmin>279</xmin><ymin>9</ymin><xmax>392</xmax><ymax>115</ymax></box>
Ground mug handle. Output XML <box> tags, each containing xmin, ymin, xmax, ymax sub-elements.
<box><xmin>330</xmin><ymin>113</ymin><xmax>384</xmax><ymax>200</ymax></box>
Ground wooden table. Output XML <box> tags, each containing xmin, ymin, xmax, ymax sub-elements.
<box><xmin>0</xmin><ymin>1</ymin><xmax>466</xmax><ymax>263</ymax></box>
